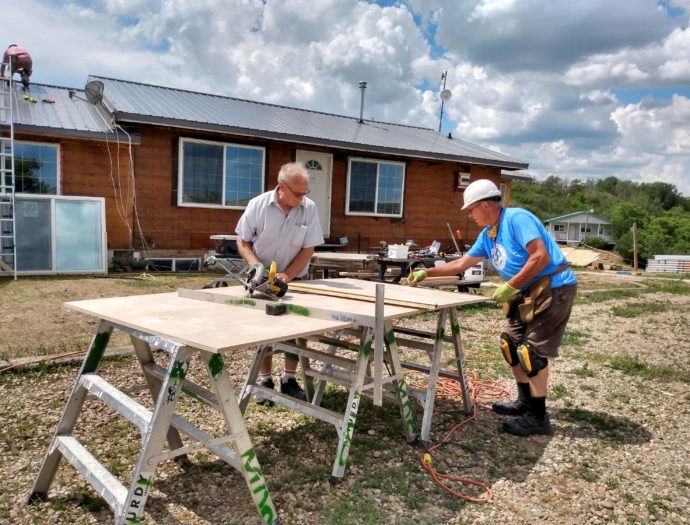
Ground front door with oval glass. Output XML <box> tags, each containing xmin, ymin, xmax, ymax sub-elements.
<box><xmin>296</xmin><ymin>150</ymin><xmax>332</xmax><ymax>237</ymax></box>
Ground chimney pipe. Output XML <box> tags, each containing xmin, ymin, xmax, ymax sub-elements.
<box><xmin>358</xmin><ymin>81</ymin><xmax>367</xmax><ymax>123</ymax></box>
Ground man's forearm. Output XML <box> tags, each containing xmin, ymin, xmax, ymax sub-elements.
<box><xmin>236</xmin><ymin>239</ymin><xmax>260</xmax><ymax>266</ymax></box>
<box><xmin>282</xmin><ymin>247</ymin><xmax>315</xmax><ymax>281</ymax></box>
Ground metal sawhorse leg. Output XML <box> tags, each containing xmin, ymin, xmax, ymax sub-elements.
<box><xmin>394</xmin><ymin>306</ymin><xmax>473</xmax><ymax>447</ymax></box>
<box><xmin>29</xmin><ymin>320</ymin><xmax>279</xmax><ymax>525</ymax></box>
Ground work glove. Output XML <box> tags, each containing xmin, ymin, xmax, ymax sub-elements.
<box><xmin>407</xmin><ymin>269</ymin><xmax>427</xmax><ymax>286</ymax></box>
<box><xmin>492</xmin><ymin>282</ymin><xmax>518</xmax><ymax>303</ymax></box>
<box><xmin>247</xmin><ymin>262</ymin><xmax>265</xmax><ymax>286</ymax></box>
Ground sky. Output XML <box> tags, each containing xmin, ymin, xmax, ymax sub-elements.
<box><xmin>4</xmin><ymin>0</ymin><xmax>690</xmax><ymax>196</ymax></box>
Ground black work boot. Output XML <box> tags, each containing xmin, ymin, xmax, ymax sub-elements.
<box><xmin>502</xmin><ymin>412</ymin><xmax>553</xmax><ymax>436</ymax></box>
<box><xmin>492</xmin><ymin>381</ymin><xmax>531</xmax><ymax>416</ymax></box>
<box><xmin>280</xmin><ymin>377</ymin><xmax>307</xmax><ymax>401</ymax></box>
<box><xmin>255</xmin><ymin>377</ymin><xmax>275</xmax><ymax>406</ymax></box>
<box><xmin>503</xmin><ymin>396</ymin><xmax>552</xmax><ymax>436</ymax></box>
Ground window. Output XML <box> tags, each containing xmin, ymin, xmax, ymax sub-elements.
<box><xmin>4</xmin><ymin>141</ymin><xmax>59</xmax><ymax>195</ymax></box>
<box><xmin>598</xmin><ymin>225</ymin><xmax>606</xmax><ymax>236</ymax></box>
<box><xmin>346</xmin><ymin>158</ymin><xmax>405</xmax><ymax>217</ymax></box>
<box><xmin>580</xmin><ymin>225</ymin><xmax>592</xmax><ymax>233</ymax></box>
<box><xmin>553</xmin><ymin>224</ymin><xmax>566</xmax><ymax>233</ymax></box>
<box><xmin>15</xmin><ymin>195</ymin><xmax>106</xmax><ymax>274</ymax></box>
<box><xmin>304</xmin><ymin>159</ymin><xmax>322</xmax><ymax>171</ymax></box>
<box><xmin>178</xmin><ymin>138</ymin><xmax>264</xmax><ymax>208</ymax></box>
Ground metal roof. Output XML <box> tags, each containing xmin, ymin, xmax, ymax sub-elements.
<box><xmin>91</xmin><ymin>75</ymin><xmax>529</xmax><ymax>170</ymax></box>
<box><xmin>545</xmin><ymin>211</ymin><xmax>611</xmax><ymax>224</ymax></box>
<box><xmin>5</xmin><ymin>81</ymin><xmax>115</xmax><ymax>140</ymax></box>
<box><xmin>501</xmin><ymin>170</ymin><xmax>534</xmax><ymax>181</ymax></box>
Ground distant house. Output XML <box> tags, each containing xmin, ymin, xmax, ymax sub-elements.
<box><xmin>544</xmin><ymin>211</ymin><xmax>612</xmax><ymax>245</ymax></box>
<box><xmin>3</xmin><ymin>75</ymin><xmax>529</xmax><ymax>274</ymax></box>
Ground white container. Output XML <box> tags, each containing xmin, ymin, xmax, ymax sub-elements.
<box><xmin>387</xmin><ymin>244</ymin><xmax>409</xmax><ymax>259</ymax></box>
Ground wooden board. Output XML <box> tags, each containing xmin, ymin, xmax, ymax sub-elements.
<box><xmin>65</xmin><ymin>293</ymin><xmax>350</xmax><ymax>354</ymax></box>
<box><xmin>179</xmin><ymin>286</ymin><xmax>420</xmax><ymax>326</ymax></box>
<box><xmin>312</xmin><ymin>252</ymin><xmax>375</xmax><ymax>262</ymax></box>
<box><xmin>288</xmin><ymin>278</ymin><xmax>488</xmax><ymax>310</ymax></box>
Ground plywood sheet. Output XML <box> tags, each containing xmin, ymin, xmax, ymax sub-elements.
<box><xmin>180</xmin><ymin>285</ymin><xmax>420</xmax><ymax>324</ymax></box>
<box><xmin>65</xmin><ymin>293</ymin><xmax>350</xmax><ymax>354</ymax></box>
<box><xmin>560</xmin><ymin>247</ymin><xmax>600</xmax><ymax>267</ymax></box>
<box><xmin>289</xmin><ymin>278</ymin><xmax>488</xmax><ymax>310</ymax></box>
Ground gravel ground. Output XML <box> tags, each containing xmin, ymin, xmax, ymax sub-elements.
<box><xmin>1</xmin><ymin>272</ymin><xmax>689</xmax><ymax>524</ymax></box>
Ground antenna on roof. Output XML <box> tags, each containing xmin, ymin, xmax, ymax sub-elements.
<box><xmin>85</xmin><ymin>80</ymin><xmax>104</xmax><ymax>105</ymax></box>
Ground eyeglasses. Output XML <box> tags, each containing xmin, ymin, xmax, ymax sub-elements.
<box><xmin>282</xmin><ymin>182</ymin><xmax>310</xmax><ymax>198</ymax></box>
<box><xmin>467</xmin><ymin>201</ymin><xmax>483</xmax><ymax>213</ymax></box>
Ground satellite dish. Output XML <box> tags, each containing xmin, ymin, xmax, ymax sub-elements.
<box><xmin>84</xmin><ymin>80</ymin><xmax>104</xmax><ymax>105</ymax></box>
<box><xmin>440</xmin><ymin>89</ymin><xmax>452</xmax><ymax>102</ymax></box>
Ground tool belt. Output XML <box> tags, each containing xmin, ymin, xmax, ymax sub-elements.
<box><xmin>502</xmin><ymin>265</ymin><xmax>567</xmax><ymax>323</ymax></box>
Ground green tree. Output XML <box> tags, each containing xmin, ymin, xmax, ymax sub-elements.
<box><xmin>610</xmin><ymin>203</ymin><xmax>650</xmax><ymax>239</ymax></box>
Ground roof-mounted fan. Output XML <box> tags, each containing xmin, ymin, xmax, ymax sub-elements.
<box><xmin>84</xmin><ymin>80</ymin><xmax>104</xmax><ymax>105</ymax></box>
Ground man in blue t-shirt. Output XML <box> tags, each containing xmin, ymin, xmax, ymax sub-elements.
<box><xmin>407</xmin><ymin>179</ymin><xmax>577</xmax><ymax>436</ymax></box>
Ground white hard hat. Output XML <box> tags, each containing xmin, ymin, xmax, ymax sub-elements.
<box><xmin>461</xmin><ymin>179</ymin><xmax>502</xmax><ymax>210</ymax></box>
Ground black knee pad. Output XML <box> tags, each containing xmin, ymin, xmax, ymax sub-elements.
<box><xmin>516</xmin><ymin>344</ymin><xmax>548</xmax><ymax>377</ymax></box>
<box><xmin>499</xmin><ymin>333</ymin><xmax>518</xmax><ymax>367</ymax></box>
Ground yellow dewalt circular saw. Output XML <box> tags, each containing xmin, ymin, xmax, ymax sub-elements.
<box><xmin>244</xmin><ymin>261</ymin><xmax>288</xmax><ymax>298</ymax></box>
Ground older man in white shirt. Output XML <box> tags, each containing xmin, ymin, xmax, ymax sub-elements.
<box><xmin>236</xmin><ymin>161</ymin><xmax>324</xmax><ymax>402</ymax></box>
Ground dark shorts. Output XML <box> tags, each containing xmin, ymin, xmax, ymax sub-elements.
<box><xmin>503</xmin><ymin>284</ymin><xmax>577</xmax><ymax>358</ymax></box>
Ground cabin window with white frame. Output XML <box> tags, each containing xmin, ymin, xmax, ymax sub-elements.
<box><xmin>178</xmin><ymin>138</ymin><xmax>264</xmax><ymax>208</ymax></box>
<box><xmin>553</xmin><ymin>224</ymin><xmax>566</xmax><ymax>233</ymax></box>
<box><xmin>346</xmin><ymin>158</ymin><xmax>405</xmax><ymax>217</ymax></box>
<box><xmin>598</xmin><ymin>225</ymin><xmax>606</xmax><ymax>236</ymax></box>
<box><xmin>5</xmin><ymin>141</ymin><xmax>59</xmax><ymax>195</ymax></box>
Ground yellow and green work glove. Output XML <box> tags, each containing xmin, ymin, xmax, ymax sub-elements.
<box><xmin>492</xmin><ymin>282</ymin><xmax>518</xmax><ymax>303</ymax></box>
<box><xmin>407</xmin><ymin>269</ymin><xmax>427</xmax><ymax>286</ymax></box>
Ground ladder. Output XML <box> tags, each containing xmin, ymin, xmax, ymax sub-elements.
<box><xmin>0</xmin><ymin>55</ymin><xmax>17</xmax><ymax>278</ymax></box>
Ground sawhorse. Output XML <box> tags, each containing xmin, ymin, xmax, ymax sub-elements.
<box><xmin>29</xmin><ymin>319</ymin><xmax>278</xmax><ymax>525</ymax></box>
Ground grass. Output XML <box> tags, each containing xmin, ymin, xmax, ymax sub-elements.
<box><xmin>611</xmin><ymin>301</ymin><xmax>669</xmax><ymax>318</ymax></box>
<box><xmin>577</xmin><ymin>289</ymin><xmax>641</xmax><ymax>303</ymax></box>
<box><xmin>549</xmin><ymin>384</ymin><xmax>569</xmax><ymax>400</ymax></box>
<box><xmin>608</xmin><ymin>355</ymin><xmax>690</xmax><ymax>383</ymax></box>
<box><xmin>644</xmin><ymin>281</ymin><xmax>690</xmax><ymax>295</ymax></box>
<box><xmin>576</xmin><ymin>462</ymin><xmax>599</xmax><ymax>482</ymax></box>
<box><xmin>560</xmin><ymin>329</ymin><xmax>589</xmax><ymax>347</ymax></box>
<box><xmin>570</xmin><ymin>363</ymin><xmax>595</xmax><ymax>378</ymax></box>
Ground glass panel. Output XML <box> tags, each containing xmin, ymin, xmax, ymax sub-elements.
<box><xmin>15</xmin><ymin>199</ymin><xmax>52</xmax><ymax>271</ymax></box>
<box><xmin>376</xmin><ymin>163</ymin><xmax>403</xmax><ymax>215</ymax></box>
<box><xmin>11</xmin><ymin>142</ymin><xmax>58</xmax><ymax>195</ymax></box>
<box><xmin>224</xmin><ymin>145</ymin><xmax>263</xmax><ymax>207</ymax></box>
<box><xmin>182</xmin><ymin>142</ymin><xmax>223</xmax><ymax>204</ymax></box>
<box><xmin>56</xmin><ymin>200</ymin><xmax>104</xmax><ymax>271</ymax></box>
<box><xmin>348</xmin><ymin>161</ymin><xmax>377</xmax><ymax>213</ymax></box>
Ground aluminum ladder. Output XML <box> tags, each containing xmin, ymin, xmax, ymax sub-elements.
<box><xmin>0</xmin><ymin>55</ymin><xmax>17</xmax><ymax>278</ymax></box>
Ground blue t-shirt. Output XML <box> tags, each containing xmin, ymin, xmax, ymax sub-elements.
<box><xmin>467</xmin><ymin>208</ymin><xmax>577</xmax><ymax>290</ymax></box>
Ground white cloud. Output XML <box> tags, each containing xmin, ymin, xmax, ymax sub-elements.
<box><xmin>565</xmin><ymin>27</ymin><xmax>690</xmax><ymax>87</ymax></box>
<box><xmin>3</xmin><ymin>0</ymin><xmax>690</xmax><ymax>196</ymax></box>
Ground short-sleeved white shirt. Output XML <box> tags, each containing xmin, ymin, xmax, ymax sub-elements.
<box><xmin>235</xmin><ymin>188</ymin><xmax>324</xmax><ymax>278</ymax></box>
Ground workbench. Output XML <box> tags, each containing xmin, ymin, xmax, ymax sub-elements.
<box><xmin>30</xmin><ymin>280</ymin><xmax>486</xmax><ymax>523</ymax></box>
<box><xmin>183</xmin><ymin>279</ymin><xmax>487</xmax><ymax>460</ymax></box>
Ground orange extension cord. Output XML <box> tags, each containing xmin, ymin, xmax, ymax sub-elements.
<box><xmin>407</xmin><ymin>344</ymin><xmax>511</xmax><ymax>504</ymax></box>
